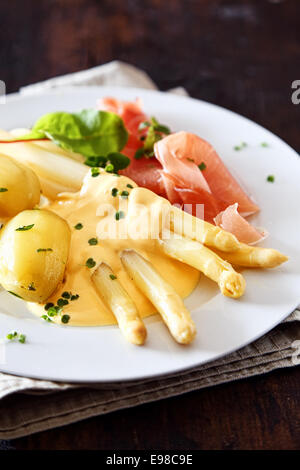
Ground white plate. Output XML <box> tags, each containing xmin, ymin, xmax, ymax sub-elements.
<box><xmin>0</xmin><ymin>86</ymin><xmax>299</xmax><ymax>383</ymax></box>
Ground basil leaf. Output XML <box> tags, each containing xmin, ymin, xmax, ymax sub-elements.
<box><xmin>14</xmin><ymin>110</ymin><xmax>128</xmax><ymax>158</ymax></box>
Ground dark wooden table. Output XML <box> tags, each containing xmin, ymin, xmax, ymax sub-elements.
<box><xmin>0</xmin><ymin>0</ymin><xmax>299</xmax><ymax>450</ymax></box>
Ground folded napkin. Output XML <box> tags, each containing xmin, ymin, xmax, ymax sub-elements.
<box><xmin>0</xmin><ymin>61</ymin><xmax>299</xmax><ymax>439</ymax></box>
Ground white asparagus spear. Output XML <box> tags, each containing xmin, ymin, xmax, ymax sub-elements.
<box><xmin>121</xmin><ymin>250</ymin><xmax>196</xmax><ymax>345</ymax></box>
<box><xmin>10</xmin><ymin>128</ymin><xmax>84</xmax><ymax>162</ymax></box>
<box><xmin>159</xmin><ymin>237</ymin><xmax>246</xmax><ymax>299</ymax></box>
<box><xmin>92</xmin><ymin>262</ymin><xmax>147</xmax><ymax>345</ymax></box>
<box><xmin>212</xmin><ymin>245</ymin><xmax>288</xmax><ymax>268</ymax></box>
<box><xmin>170</xmin><ymin>206</ymin><xmax>240</xmax><ymax>252</ymax></box>
<box><xmin>0</xmin><ymin>129</ymin><xmax>88</xmax><ymax>197</ymax></box>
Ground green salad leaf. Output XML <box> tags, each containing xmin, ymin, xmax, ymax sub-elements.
<box><xmin>15</xmin><ymin>109</ymin><xmax>129</xmax><ymax>158</ymax></box>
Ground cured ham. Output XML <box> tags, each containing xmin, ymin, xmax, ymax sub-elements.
<box><xmin>214</xmin><ymin>204</ymin><xmax>267</xmax><ymax>245</ymax></box>
<box><xmin>155</xmin><ymin>132</ymin><xmax>259</xmax><ymax>216</ymax></box>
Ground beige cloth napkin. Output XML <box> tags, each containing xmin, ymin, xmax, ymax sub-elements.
<box><xmin>0</xmin><ymin>61</ymin><xmax>299</xmax><ymax>439</ymax></box>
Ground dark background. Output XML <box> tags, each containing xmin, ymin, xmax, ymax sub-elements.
<box><xmin>0</xmin><ymin>0</ymin><xmax>300</xmax><ymax>450</ymax></box>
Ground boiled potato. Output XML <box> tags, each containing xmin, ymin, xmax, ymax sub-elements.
<box><xmin>0</xmin><ymin>154</ymin><xmax>41</xmax><ymax>217</ymax></box>
<box><xmin>0</xmin><ymin>209</ymin><xmax>70</xmax><ymax>302</ymax></box>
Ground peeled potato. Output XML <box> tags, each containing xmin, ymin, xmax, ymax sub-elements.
<box><xmin>0</xmin><ymin>154</ymin><xmax>41</xmax><ymax>217</ymax></box>
<box><xmin>0</xmin><ymin>209</ymin><xmax>70</xmax><ymax>302</ymax></box>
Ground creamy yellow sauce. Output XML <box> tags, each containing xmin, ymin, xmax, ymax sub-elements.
<box><xmin>28</xmin><ymin>171</ymin><xmax>200</xmax><ymax>326</ymax></box>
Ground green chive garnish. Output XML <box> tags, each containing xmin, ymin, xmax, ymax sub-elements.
<box><xmin>44</xmin><ymin>302</ymin><xmax>54</xmax><ymax>311</ymax></box>
<box><xmin>47</xmin><ymin>307</ymin><xmax>58</xmax><ymax>317</ymax></box>
<box><xmin>6</xmin><ymin>331</ymin><xmax>26</xmax><ymax>343</ymax></box>
<box><xmin>88</xmin><ymin>237</ymin><xmax>98</xmax><ymax>245</ymax></box>
<box><xmin>85</xmin><ymin>258</ymin><xmax>96</xmax><ymax>268</ymax></box>
<box><xmin>111</xmin><ymin>188</ymin><xmax>118</xmax><ymax>197</ymax></box>
<box><xmin>19</xmin><ymin>334</ymin><xmax>26</xmax><ymax>344</ymax></box>
<box><xmin>91</xmin><ymin>167</ymin><xmax>100</xmax><ymax>177</ymax></box>
<box><xmin>74</xmin><ymin>223</ymin><xmax>83</xmax><ymax>230</ymax></box>
<box><xmin>0</xmin><ymin>188</ymin><xmax>8</xmax><ymax>192</ymax></box>
<box><xmin>41</xmin><ymin>314</ymin><xmax>53</xmax><ymax>322</ymax></box>
<box><xmin>62</xmin><ymin>292</ymin><xmax>71</xmax><ymax>299</ymax></box>
<box><xmin>57</xmin><ymin>298</ymin><xmax>69</xmax><ymax>307</ymax></box>
<box><xmin>6</xmin><ymin>331</ymin><xmax>17</xmax><ymax>340</ymax></box>
<box><xmin>115</xmin><ymin>211</ymin><xmax>125</xmax><ymax>221</ymax></box>
<box><xmin>15</xmin><ymin>224</ymin><xmax>34</xmax><ymax>232</ymax></box>
<box><xmin>127</xmin><ymin>184</ymin><xmax>133</xmax><ymax>189</ymax></box>
<box><xmin>61</xmin><ymin>314</ymin><xmax>70</xmax><ymax>324</ymax></box>
<box><xmin>198</xmin><ymin>162</ymin><xmax>206</xmax><ymax>171</ymax></box>
<box><xmin>267</xmin><ymin>175</ymin><xmax>275</xmax><ymax>183</ymax></box>
<box><xmin>37</xmin><ymin>248</ymin><xmax>53</xmax><ymax>253</ymax></box>
<box><xmin>109</xmin><ymin>274</ymin><xmax>117</xmax><ymax>280</ymax></box>
<box><xmin>120</xmin><ymin>190</ymin><xmax>129</xmax><ymax>199</ymax></box>
<box><xmin>105</xmin><ymin>163</ymin><xmax>114</xmax><ymax>173</ymax></box>
<box><xmin>71</xmin><ymin>294</ymin><xmax>79</xmax><ymax>301</ymax></box>
<box><xmin>261</xmin><ymin>142</ymin><xmax>269</xmax><ymax>147</ymax></box>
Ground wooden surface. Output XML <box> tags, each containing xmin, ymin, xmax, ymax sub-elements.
<box><xmin>0</xmin><ymin>0</ymin><xmax>299</xmax><ymax>450</ymax></box>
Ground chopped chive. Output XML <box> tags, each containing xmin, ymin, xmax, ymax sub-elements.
<box><xmin>6</xmin><ymin>331</ymin><xmax>17</xmax><ymax>340</ymax></box>
<box><xmin>198</xmin><ymin>162</ymin><xmax>206</xmax><ymax>171</ymax></box>
<box><xmin>109</xmin><ymin>274</ymin><xmax>117</xmax><ymax>280</ymax></box>
<box><xmin>120</xmin><ymin>190</ymin><xmax>129</xmax><ymax>199</ymax></box>
<box><xmin>85</xmin><ymin>258</ymin><xmax>96</xmax><ymax>268</ymax></box>
<box><xmin>44</xmin><ymin>302</ymin><xmax>54</xmax><ymax>311</ymax></box>
<box><xmin>234</xmin><ymin>142</ymin><xmax>247</xmax><ymax>151</ymax></box>
<box><xmin>47</xmin><ymin>306</ymin><xmax>58</xmax><ymax>317</ymax></box>
<box><xmin>115</xmin><ymin>210</ymin><xmax>125</xmax><ymax>221</ymax></box>
<box><xmin>41</xmin><ymin>314</ymin><xmax>52</xmax><ymax>322</ymax></box>
<box><xmin>18</xmin><ymin>334</ymin><xmax>26</xmax><ymax>344</ymax></box>
<box><xmin>105</xmin><ymin>163</ymin><xmax>114</xmax><ymax>173</ymax></box>
<box><xmin>15</xmin><ymin>224</ymin><xmax>34</xmax><ymax>232</ymax></box>
<box><xmin>111</xmin><ymin>187</ymin><xmax>118</xmax><ymax>197</ymax></box>
<box><xmin>126</xmin><ymin>184</ymin><xmax>133</xmax><ymax>189</ymax></box>
<box><xmin>91</xmin><ymin>167</ymin><xmax>100</xmax><ymax>177</ymax></box>
<box><xmin>88</xmin><ymin>237</ymin><xmax>98</xmax><ymax>246</ymax></box>
<box><xmin>71</xmin><ymin>294</ymin><xmax>79</xmax><ymax>301</ymax></box>
<box><xmin>62</xmin><ymin>291</ymin><xmax>71</xmax><ymax>299</ymax></box>
<box><xmin>261</xmin><ymin>142</ymin><xmax>269</xmax><ymax>147</ymax></box>
<box><xmin>267</xmin><ymin>175</ymin><xmax>275</xmax><ymax>183</ymax></box>
<box><xmin>61</xmin><ymin>314</ymin><xmax>70</xmax><ymax>324</ymax></box>
<box><xmin>57</xmin><ymin>298</ymin><xmax>69</xmax><ymax>307</ymax></box>
<box><xmin>74</xmin><ymin>223</ymin><xmax>83</xmax><ymax>230</ymax></box>
<box><xmin>0</xmin><ymin>188</ymin><xmax>8</xmax><ymax>192</ymax></box>
<box><xmin>37</xmin><ymin>248</ymin><xmax>53</xmax><ymax>253</ymax></box>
